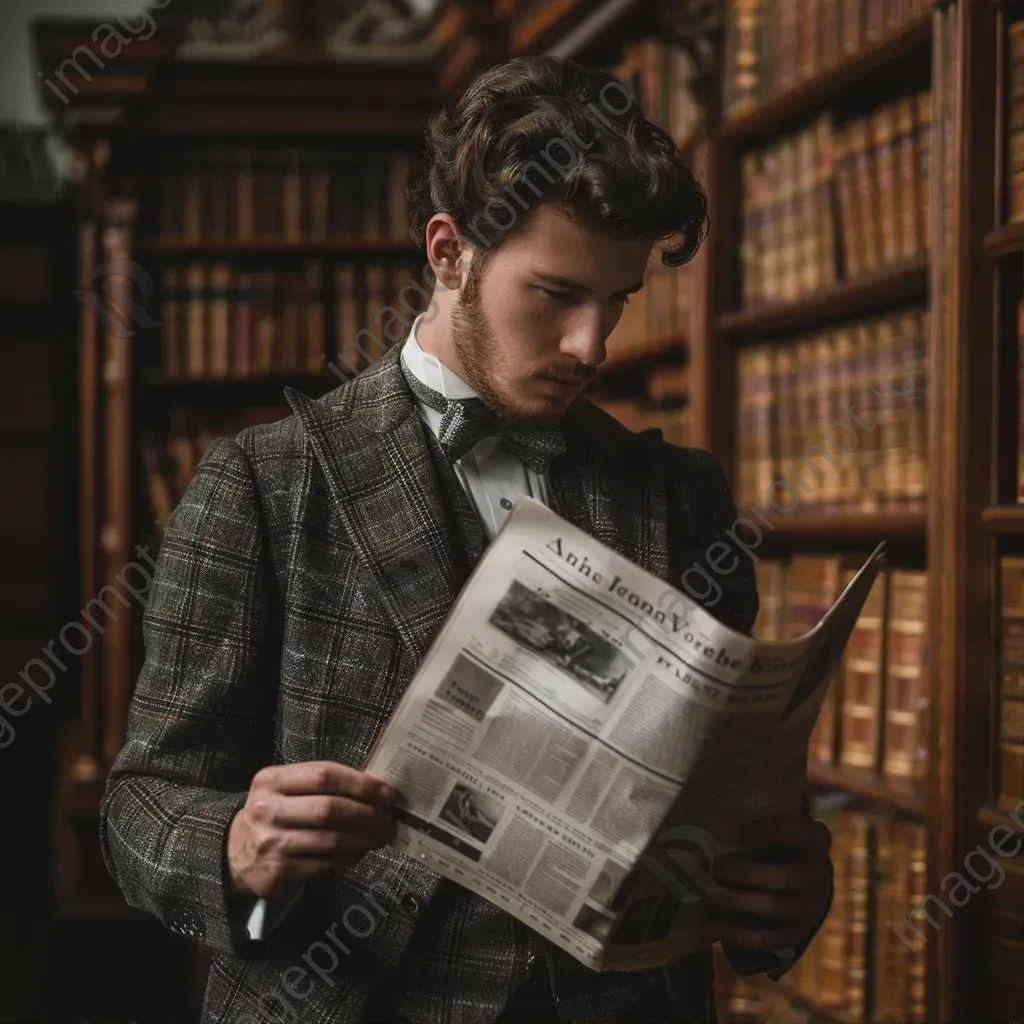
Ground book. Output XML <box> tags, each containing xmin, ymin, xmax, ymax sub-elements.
<box><xmin>882</xmin><ymin>569</ymin><xmax>929</xmax><ymax>783</ymax></box>
<box><xmin>839</xmin><ymin>568</ymin><xmax>888</xmax><ymax>771</ymax></box>
<box><xmin>1000</xmin><ymin>557</ymin><xmax>1024</xmax><ymax>809</ymax></box>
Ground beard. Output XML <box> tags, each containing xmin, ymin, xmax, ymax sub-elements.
<box><xmin>450</xmin><ymin>269</ymin><xmax>579</xmax><ymax>427</ymax></box>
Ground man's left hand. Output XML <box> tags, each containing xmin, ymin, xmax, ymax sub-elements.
<box><xmin>704</xmin><ymin>813</ymin><xmax>832</xmax><ymax>951</ymax></box>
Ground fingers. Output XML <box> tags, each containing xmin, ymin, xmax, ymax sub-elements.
<box><xmin>714</xmin><ymin>857</ymin><xmax>809</xmax><ymax>892</ymax></box>
<box><xmin>257</xmin><ymin>794</ymin><xmax>395</xmax><ymax>833</ymax></box>
<box><xmin>706</xmin><ymin>887</ymin><xmax>808</xmax><ymax>921</ymax></box>
<box><xmin>255</xmin><ymin>761</ymin><xmax>395</xmax><ymax>807</ymax></box>
<box><xmin>706</xmin><ymin>919</ymin><xmax>810</xmax><ymax>950</ymax></box>
<box><xmin>277</xmin><ymin>826</ymin><xmax>394</xmax><ymax>860</ymax></box>
<box><xmin>735</xmin><ymin>814</ymin><xmax>831</xmax><ymax>853</ymax></box>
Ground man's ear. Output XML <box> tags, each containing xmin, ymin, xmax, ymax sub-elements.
<box><xmin>425</xmin><ymin>214</ymin><xmax>473</xmax><ymax>291</ymax></box>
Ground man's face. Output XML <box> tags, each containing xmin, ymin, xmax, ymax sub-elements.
<box><xmin>450</xmin><ymin>203</ymin><xmax>654</xmax><ymax>424</ymax></box>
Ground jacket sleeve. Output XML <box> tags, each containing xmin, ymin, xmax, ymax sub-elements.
<box><xmin>99</xmin><ymin>435</ymin><xmax>283</xmax><ymax>959</ymax></box>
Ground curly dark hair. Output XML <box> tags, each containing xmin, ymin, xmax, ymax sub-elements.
<box><xmin>406</xmin><ymin>54</ymin><xmax>708</xmax><ymax>269</ymax></box>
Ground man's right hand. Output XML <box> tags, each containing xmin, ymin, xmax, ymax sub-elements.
<box><xmin>226</xmin><ymin>761</ymin><xmax>397</xmax><ymax>902</ymax></box>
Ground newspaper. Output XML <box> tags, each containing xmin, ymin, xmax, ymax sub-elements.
<box><xmin>364</xmin><ymin>496</ymin><xmax>885</xmax><ymax>971</ymax></box>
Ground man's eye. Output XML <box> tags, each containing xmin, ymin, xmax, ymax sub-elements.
<box><xmin>544</xmin><ymin>289</ymin><xmax>577</xmax><ymax>304</ymax></box>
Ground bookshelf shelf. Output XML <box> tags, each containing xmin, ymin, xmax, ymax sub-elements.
<box><xmin>807</xmin><ymin>762</ymin><xmax>928</xmax><ymax>815</ymax></box>
<box><xmin>981</xmin><ymin>506</ymin><xmax>1024</xmax><ymax>532</ymax></box>
<box><xmin>784</xmin><ymin>987</ymin><xmax>859</xmax><ymax>1024</ymax></box>
<box><xmin>718</xmin><ymin>260</ymin><xmax>929</xmax><ymax>342</ymax></box>
<box><xmin>600</xmin><ymin>333</ymin><xmax>686</xmax><ymax>372</ymax></box>
<box><xmin>720</xmin><ymin>16</ymin><xmax>932</xmax><ymax>145</ymax></box>
<box><xmin>142</xmin><ymin>372</ymin><xmax>344</xmax><ymax>395</ymax></box>
<box><xmin>983</xmin><ymin>221</ymin><xmax>1024</xmax><ymax>259</ymax></box>
<box><xmin>756</xmin><ymin>512</ymin><xmax>927</xmax><ymax>542</ymax></box>
<box><xmin>138</xmin><ymin>238</ymin><xmax>423</xmax><ymax>258</ymax></box>
<box><xmin>978</xmin><ymin>804</ymin><xmax>1024</xmax><ymax>836</ymax></box>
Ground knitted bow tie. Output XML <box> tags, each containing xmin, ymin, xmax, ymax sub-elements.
<box><xmin>401</xmin><ymin>361</ymin><xmax>566</xmax><ymax>473</ymax></box>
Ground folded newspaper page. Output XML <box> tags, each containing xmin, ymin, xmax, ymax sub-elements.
<box><xmin>364</xmin><ymin>496</ymin><xmax>886</xmax><ymax>971</ymax></box>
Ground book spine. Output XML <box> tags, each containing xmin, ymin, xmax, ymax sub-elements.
<box><xmin>834</xmin><ymin>124</ymin><xmax>864</xmax><ymax>280</ymax></box>
<box><xmin>864</xmin><ymin>0</ymin><xmax>887</xmax><ymax>43</ymax></box>
<box><xmin>208</xmin><ymin>262</ymin><xmax>232</xmax><ymax>378</ymax></box>
<box><xmin>283</xmin><ymin>147</ymin><xmax>303</xmax><ymax>245</ymax></box>
<box><xmin>846</xmin><ymin>813</ymin><xmax>871</xmax><ymax>1018</ymax></box>
<box><xmin>184</xmin><ymin>262</ymin><xmax>206</xmax><ymax>378</ymax></box>
<box><xmin>816</xmin><ymin>114</ymin><xmax>838</xmax><ymax>287</ymax></box>
<box><xmin>1009</xmin><ymin>22</ymin><xmax>1024</xmax><ymax>223</ymax></box>
<box><xmin>388</xmin><ymin>151</ymin><xmax>411</xmax><ymax>243</ymax></box>
<box><xmin>916</xmin><ymin>91</ymin><xmax>932</xmax><ymax>251</ymax></box>
<box><xmin>236</xmin><ymin>149</ymin><xmax>254</xmax><ymax>244</ymax></box>
<box><xmin>183</xmin><ymin>145</ymin><xmax>202</xmax><ymax>244</ymax></box>
<box><xmin>279</xmin><ymin>273</ymin><xmax>302</xmax><ymax>373</ymax></box>
<box><xmin>895</xmin><ymin>97</ymin><xmax>921</xmax><ymax>261</ymax></box>
<box><xmin>883</xmin><ymin>570</ymin><xmax>930</xmax><ymax>782</ymax></box>
<box><xmin>303</xmin><ymin>260</ymin><xmax>325</xmax><ymax>374</ymax></box>
<box><xmin>233</xmin><ymin>272</ymin><xmax>253</xmax><ymax>379</ymax></box>
<box><xmin>252</xmin><ymin>271</ymin><xmax>276</xmax><ymax>374</ymax></box>
<box><xmin>160</xmin><ymin>267</ymin><xmax>181</xmax><ymax>377</ymax></box>
<box><xmin>840</xmin><ymin>570</ymin><xmax>887</xmax><ymax>770</ymax></box>
<box><xmin>798</xmin><ymin>127</ymin><xmax>820</xmax><ymax>293</ymax></box>
<box><xmin>873</xmin><ymin>103</ymin><xmax>900</xmax><ymax>266</ymax></box>
<box><xmin>851</xmin><ymin>118</ymin><xmax>882</xmax><ymax>274</ymax></box>
<box><xmin>841</xmin><ymin>0</ymin><xmax>865</xmax><ymax>55</ymax></box>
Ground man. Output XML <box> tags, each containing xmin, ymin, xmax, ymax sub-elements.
<box><xmin>100</xmin><ymin>54</ymin><xmax>832</xmax><ymax>1023</ymax></box>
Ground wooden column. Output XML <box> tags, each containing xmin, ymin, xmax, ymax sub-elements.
<box><xmin>926</xmin><ymin>0</ymin><xmax>998</xmax><ymax>1019</ymax></box>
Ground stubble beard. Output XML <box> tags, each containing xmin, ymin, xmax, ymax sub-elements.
<box><xmin>450</xmin><ymin>271</ymin><xmax>570</xmax><ymax>428</ymax></box>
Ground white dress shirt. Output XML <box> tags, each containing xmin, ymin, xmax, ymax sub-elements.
<box><xmin>244</xmin><ymin>315</ymin><xmax>550</xmax><ymax>941</ymax></box>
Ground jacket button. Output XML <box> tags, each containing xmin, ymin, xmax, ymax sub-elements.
<box><xmin>401</xmin><ymin>893</ymin><xmax>422</xmax><ymax>917</ymax></box>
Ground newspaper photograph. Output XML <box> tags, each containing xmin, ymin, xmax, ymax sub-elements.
<box><xmin>364</xmin><ymin>496</ymin><xmax>886</xmax><ymax>971</ymax></box>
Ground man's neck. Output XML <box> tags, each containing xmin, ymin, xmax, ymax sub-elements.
<box><xmin>414</xmin><ymin>312</ymin><xmax>466</xmax><ymax>381</ymax></box>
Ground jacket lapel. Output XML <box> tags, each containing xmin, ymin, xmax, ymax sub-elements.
<box><xmin>285</xmin><ymin>346</ymin><xmax>671</xmax><ymax>669</ymax></box>
<box><xmin>285</xmin><ymin>343</ymin><xmax>469</xmax><ymax>666</ymax></box>
<box><xmin>549</xmin><ymin>400</ymin><xmax>671</xmax><ymax>583</ymax></box>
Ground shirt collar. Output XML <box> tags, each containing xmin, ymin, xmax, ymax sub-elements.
<box><xmin>400</xmin><ymin>315</ymin><xmax>480</xmax><ymax>402</ymax></box>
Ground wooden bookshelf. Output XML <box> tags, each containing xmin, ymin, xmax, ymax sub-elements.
<box><xmin>982</xmin><ymin>505</ymin><xmax>1024</xmax><ymax>532</ymax></box>
<box><xmin>983</xmin><ymin>220</ymin><xmax>1024</xmax><ymax>258</ymax></box>
<box><xmin>719</xmin><ymin>260</ymin><xmax>929</xmax><ymax>342</ymax></box>
<box><xmin>40</xmin><ymin>0</ymin><xmax>1006</xmax><ymax>1021</ymax></box>
<box><xmin>759</xmin><ymin>513</ymin><xmax>927</xmax><ymax>543</ymax></box>
<box><xmin>141</xmin><ymin>372</ymin><xmax>342</xmax><ymax>395</ymax></box>
<box><xmin>978</xmin><ymin>804</ymin><xmax>1024</xmax><ymax>835</ymax></box>
<box><xmin>139</xmin><ymin>238</ymin><xmax>423</xmax><ymax>257</ymax></box>
<box><xmin>721</xmin><ymin>15</ymin><xmax>933</xmax><ymax>145</ymax></box>
<box><xmin>807</xmin><ymin>762</ymin><xmax>928</xmax><ymax>816</ymax></box>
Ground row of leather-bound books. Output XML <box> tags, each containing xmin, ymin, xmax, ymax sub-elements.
<box><xmin>724</xmin><ymin>0</ymin><xmax>936</xmax><ymax>119</ymax></box>
<box><xmin>157</xmin><ymin>260</ymin><xmax>430</xmax><ymax>380</ymax></box>
<box><xmin>604</xmin><ymin>255</ymin><xmax>695</xmax><ymax>364</ymax></box>
<box><xmin>1016</xmin><ymin>267</ymin><xmax>1024</xmax><ymax>503</ymax></box>
<box><xmin>754</xmin><ymin>557</ymin><xmax>929</xmax><ymax>784</ymax></box>
<box><xmin>726</xmin><ymin>807</ymin><xmax>928</xmax><ymax>1023</ymax></box>
<box><xmin>736</xmin><ymin>306</ymin><xmax>928</xmax><ymax>515</ymax></box>
<box><xmin>999</xmin><ymin>557</ymin><xmax>1024</xmax><ymax>810</ymax></box>
<box><xmin>1007</xmin><ymin>19</ymin><xmax>1024</xmax><ymax>224</ymax></box>
<box><xmin>589</xmin><ymin>364</ymin><xmax>690</xmax><ymax>449</ymax></box>
<box><xmin>142</xmin><ymin>408</ymin><xmax>285</xmax><ymax>532</ymax></box>
<box><xmin>740</xmin><ymin>93</ymin><xmax>930</xmax><ymax>307</ymax></box>
<box><xmin>154</xmin><ymin>144</ymin><xmax>414</xmax><ymax>245</ymax></box>
<box><xmin>607</xmin><ymin>38</ymin><xmax>701</xmax><ymax>146</ymax></box>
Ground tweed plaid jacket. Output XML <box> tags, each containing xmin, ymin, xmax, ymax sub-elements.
<box><xmin>99</xmin><ymin>339</ymin><xmax>775</xmax><ymax>1024</ymax></box>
